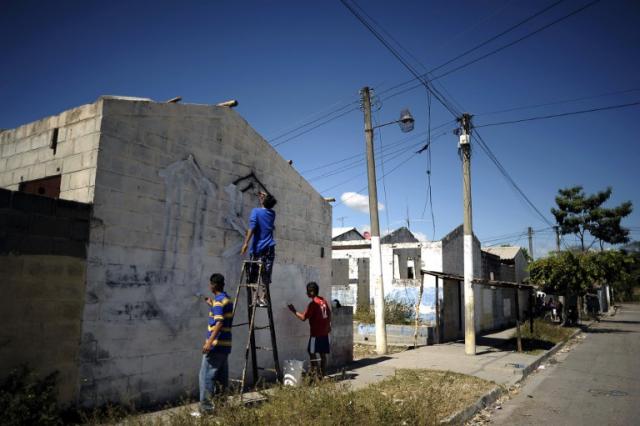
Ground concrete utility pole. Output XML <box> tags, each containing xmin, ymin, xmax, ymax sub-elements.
<box><xmin>554</xmin><ymin>225</ymin><xmax>561</xmax><ymax>252</ymax></box>
<box><xmin>528</xmin><ymin>226</ymin><xmax>534</xmax><ymax>261</ymax></box>
<box><xmin>458</xmin><ymin>113</ymin><xmax>475</xmax><ymax>356</ymax></box>
<box><xmin>361</xmin><ymin>86</ymin><xmax>388</xmax><ymax>355</ymax></box>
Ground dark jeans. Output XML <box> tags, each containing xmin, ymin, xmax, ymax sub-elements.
<box><xmin>248</xmin><ymin>245</ymin><xmax>275</xmax><ymax>285</ymax></box>
<box><xmin>199</xmin><ymin>352</ymin><xmax>229</xmax><ymax>412</ymax></box>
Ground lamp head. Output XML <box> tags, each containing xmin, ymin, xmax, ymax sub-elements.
<box><xmin>398</xmin><ymin>109</ymin><xmax>415</xmax><ymax>133</ymax></box>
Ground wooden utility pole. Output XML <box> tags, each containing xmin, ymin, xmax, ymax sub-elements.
<box><xmin>514</xmin><ymin>287</ymin><xmax>523</xmax><ymax>352</ymax></box>
<box><xmin>554</xmin><ymin>225</ymin><xmax>561</xmax><ymax>252</ymax></box>
<box><xmin>528</xmin><ymin>227</ymin><xmax>534</xmax><ymax>261</ymax></box>
<box><xmin>361</xmin><ymin>86</ymin><xmax>388</xmax><ymax>355</ymax></box>
<box><xmin>459</xmin><ymin>113</ymin><xmax>476</xmax><ymax>355</ymax></box>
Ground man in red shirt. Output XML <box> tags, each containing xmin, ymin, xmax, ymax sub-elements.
<box><xmin>288</xmin><ymin>282</ymin><xmax>331</xmax><ymax>378</ymax></box>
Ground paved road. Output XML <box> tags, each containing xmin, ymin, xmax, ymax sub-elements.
<box><xmin>489</xmin><ymin>303</ymin><xmax>640</xmax><ymax>426</ymax></box>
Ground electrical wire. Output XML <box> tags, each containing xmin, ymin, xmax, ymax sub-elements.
<box><xmin>473</xmin><ymin>132</ymin><xmax>555</xmax><ymax>227</ymax></box>
<box><xmin>374</xmin><ymin>113</ymin><xmax>392</xmax><ymax>236</ymax></box>
<box><xmin>376</xmin><ymin>0</ymin><xmax>601</xmax><ymax>102</ymax></box>
<box><xmin>475</xmin><ymin>100</ymin><xmax>640</xmax><ymax>128</ymax></box>
<box><xmin>340</xmin><ymin>0</ymin><xmax>461</xmax><ymax>117</ymax></box>
<box><xmin>271</xmin><ymin>105</ymin><xmax>360</xmax><ymax>147</ymax></box>
<box><xmin>475</xmin><ymin>87</ymin><xmax>640</xmax><ymax>116</ymax></box>
<box><xmin>433</xmin><ymin>0</ymin><xmax>602</xmax><ymax>81</ymax></box>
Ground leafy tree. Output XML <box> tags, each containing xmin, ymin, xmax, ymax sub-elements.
<box><xmin>589</xmin><ymin>202</ymin><xmax>633</xmax><ymax>250</ymax></box>
<box><xmin>551</xmin><ymin>186</ymin><xmax>632</xmax><ymax>251</ymax></box>
<box><xmin>529</xmin><ymin>251</ymin><xmax>590</xmax><ymax>324</ymax></box>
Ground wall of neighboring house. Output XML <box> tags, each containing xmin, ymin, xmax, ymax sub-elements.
<box><xmin>0</xmin><ymin>189</ymin><xmax>91</xmax><ymax>404</ymax></box>
<box><xmin>331</xmin><ymin>243</ymin><xmax>370</xmax><ymax>310</ymax></box>
<box><xmin>0</xmin><ymin>100</ymin><xmax>101</xmax><ymax>202</ymax></box>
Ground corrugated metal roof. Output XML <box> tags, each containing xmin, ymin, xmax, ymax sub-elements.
<box><xmin>482</xmin><ymin>246</ymin><xmax>522</xmax><ymax>260</ymax></box>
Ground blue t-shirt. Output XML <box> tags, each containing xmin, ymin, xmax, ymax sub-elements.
<box><xmin>248</xmin><ymin>207</ymin><xmax>276</xmax><ymax>255</ymax></box>
<box><xmin>207</xmin><ymin>292</ymin><xmax>233</xmax><ymax>354</ymax></box>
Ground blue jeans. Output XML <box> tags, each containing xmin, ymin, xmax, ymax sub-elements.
<box><xmin>199</xmin><ymin>352</ymin><xmax>229</xmax><ymax>412</ymax></box>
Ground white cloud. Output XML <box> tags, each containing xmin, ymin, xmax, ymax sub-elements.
<box><xmin>412</xmin><ymin>231</ymin><xmax>429</xmax><ymax>242</ymax></box>
<box><xmin>341</xmin><ymin>192</ymin><xmax>384</xmax><ymax>214</ymax></box>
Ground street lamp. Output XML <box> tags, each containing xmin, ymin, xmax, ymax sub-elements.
<box><xmin>360</xmin><ymin>86</ymin><xmax>414</xmax><ymax>355</ymax></box>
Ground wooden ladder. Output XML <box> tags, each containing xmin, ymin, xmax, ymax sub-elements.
<box><xmin>230</xmin><ymin>260</ymin><xmax>282</xmax><ymax>396</ymax></box>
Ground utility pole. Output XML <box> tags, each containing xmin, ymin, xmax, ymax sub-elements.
<box><xmin>361</xmin><ymin>86</ymin><xmax>388</xmax><ymax>355</ymax></box>
<box><xmin>458</xmin><ymin>113</ymin><xmax>475</xmax><ymax>356</ymax></box>
<box><xmin>554</xmin><ymin>225</ymin><xmax>561</xmax><ymax>252</ymax></box>
<box><xmin>528</xmin><ymin>226</ymin><xmax>534</xmax><ymax>261</ymax></box>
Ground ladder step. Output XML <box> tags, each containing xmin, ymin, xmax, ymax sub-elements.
<box><xmin>255</xmin><ymin>346</ymin><xmax>273</xmax><ymax>351</ymax></box>
<box><xmin>243</xmin><ymin>260</ymin><xmax>264</xmax><ymax>265</ymax></box>
<box><xmin>257</xmin><ymin>367</ymin><xmax>278</xmax><ymax>373</ymax></box>
<box><xmin>232</xmin><ymin>322</ymin><xmax>250</xmax><ymax>327</ymax></box>
<box><xmin>240</xmin><ymin>284</ymin><xmax>260</xmax><ymax>289</ymax></box>
<box><xmin>254</xmin><ymin>325</ymin><xmax>271</xmax><ymax>330</ymax></box>
<box><xmin>229</xmin><ymin>378</ymin><xmax>243</xmax><ymax>382</ymax></box>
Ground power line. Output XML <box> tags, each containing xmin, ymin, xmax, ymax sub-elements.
<box><xmin>340</xmin><ymin>0</ymin><xmax>461</xmax><ymax>117</ymax></box>
<box><xmin>475</xmin><ymin>100</ymin><xmax>640</xmax><ymax>128</ymax></box>
<box><xmin>319</xmin><ymin>131</ymin><xmax>449</xmax><ymax>193</ymax></box>
<box><xmin>473</xmin><ymin>132</ymin><xmax>555</xmax><ymax>227</ymax></box>
<box><xmin>433</xmin><ymin>0</ymin><xmax>602</xmax><ymax>80</ymax></box>
<box><xmin>374</xmin><ymin>113</ymin><xmax>392</xmax><ymax>235</ymax></box>
<box><xmin>430</xmin><ymin>0</ymin><xmax>567</xmax><ymax>76</ymax></box>
<box><xmin>376</xmin><ymin>0</ymin><xmax>601</xmax><ymax>101</ymax></box>
<box><xmin>476</xmin><ymin>87</ymin><xmax>640</xmax><ymax>116</ymax></box>
<box><xmin>271</xmin><ymin>105</ymin><xmax>359</xmax><ymax>147</ymax></box>
<box><xmin>333</xmin><ymin>148</ymin><xmax>421</xmax><ymax>206</ymax></box>
<box><xmin>307</xmin><ymin>130</ymin><xmax>448</xmax><ymax>182</ymax></box>
<box><xmin>301</xmin><ymin>119</ymin><xmax>454</xmax><ymax>175</ymax></box>
<box><xmin>267</xmin><ymin>98</ymin><xmax>359</xmax><ymax>143</ymax></box>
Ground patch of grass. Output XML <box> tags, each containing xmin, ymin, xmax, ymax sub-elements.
<box><xmin>511</xmin><ymin>319</ymin><xmax>577</xmax><ymax>353</ymax></box>
<box><xmin>130</xmin><ymin>370</ymin><xmax>493</xmax><ymax>426</ymax></box>
<box><xmin>353</xmin><ymin>343</ymin><xmax>407</xmax><ymax>360</ymax></box>
<box><xmin>0</xmin><ymin>366</ymin><xmax>62</xmax><ymax>426</ymax></box>
<box><xmin>353</xmin><ymin>299</ymin><xmax>416</xmax><ymax>325</ymax></box>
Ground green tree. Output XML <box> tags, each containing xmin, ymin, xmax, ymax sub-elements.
<box><xmin>529</xmin><ymin>251</ymin><xmax>591</xmax><ymax>325</ymax></box>
<box><xmin>589</xmin><ymin>202</ymin><xmax>633</xmax><ymax>250</ymax></box>
<box><xmin>551</xmin><ymin>186</ymin><xmax>632</xmax><ymax>251</ymax></box>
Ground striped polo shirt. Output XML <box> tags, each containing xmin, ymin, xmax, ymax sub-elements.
<box><xmin>207</xmin><ymin>291</ymin><xmax>233</xmax><ymax>353</ymax></box>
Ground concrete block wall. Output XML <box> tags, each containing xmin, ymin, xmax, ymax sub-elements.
<box><xmin>0</xmin><ymin>101</ymin><xmax>101</xmax><ymax>203</ymax></box>
<box><xmin>329</xmin><ymin>306</ymin><xmax>353</xmax><ymax>367</ymax></box>
<box><xmin>0</xmin><ymin>188</ymin><xmax>91</xmax><ymax>404</ymax></box>
<box><xmin>79</xmin><ymin>98</ymin><xmax>332</xmax><ymax>407</ymax></box>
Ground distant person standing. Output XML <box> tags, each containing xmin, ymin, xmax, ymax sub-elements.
<box><xmin>195</xmin><ymin>273</ymin><xmax>233</xmax><ymax>416</ymax></box>
<box><xmin>241</xmin><ymin>191</ymin><xmax>277</xmax><ymax>304</ymax></box>
<box><xmin>288</xmin><ymin>282</ymin><xmax>332</xmax><ymax>378</ymax></box>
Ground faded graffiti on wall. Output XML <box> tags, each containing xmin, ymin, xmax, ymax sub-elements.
<box><xmin>152</xmin><ymin>154</ymin><xmax>217</xmax><ymax>332</ymax></box>
<box><xmin>101</xmin><ymin>155</ymin><xmax>274</xmax><ymax>333</ymax></box>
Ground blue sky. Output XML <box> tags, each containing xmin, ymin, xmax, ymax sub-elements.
<box><xmin>2</xmin><ymin>0</ymin><xmax>639</xmax><ymax>256</ymax></box>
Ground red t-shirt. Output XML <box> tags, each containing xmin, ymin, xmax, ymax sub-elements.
<box><xmin>302</xmin><ymin>296</ymin><xmax>331</xmax><ymax>337</ymax></box>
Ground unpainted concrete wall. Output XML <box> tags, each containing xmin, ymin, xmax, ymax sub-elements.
<box><xmin>0</xmin><ymin>101</ymin><xmax>101</xmax><ymax>202</ymax></box>
<box><xmin>78</xmin><ymin>98</ymin><xmax>332</xmax><ymax>407</ymax></box>
<box><xmin>0</xmin><ymin>189</ymin><xmax>90</xmax><ymax>404</ymax></box>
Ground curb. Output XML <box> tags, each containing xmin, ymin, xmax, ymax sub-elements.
<box><xmin>440</xmin><ymin>385</ymin><xmax>504</xmax><ymax>425</ymax></box>
<box><xmin>440</xmin><ymin>323</ymin><xmax>591</xmax><ymax>425</ymax></box>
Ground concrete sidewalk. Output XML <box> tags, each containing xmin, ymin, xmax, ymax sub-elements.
<box><xmin>343</xmin><ymin>327</ymin><xmax>539</xmax><ymax>390</ymax></box>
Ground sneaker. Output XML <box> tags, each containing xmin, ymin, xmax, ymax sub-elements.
<box><xmin>256</xmin><ymin>298</ymin><xmax>269</xmax><ymax>307</ymax></box>
<box><xmin>190</xmin><ymin>411</ymin><xmax>202</xmax><ymax>418</ymax></box>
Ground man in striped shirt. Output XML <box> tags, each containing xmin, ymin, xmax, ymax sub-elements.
<box><xmin>198</xmin><ymin>273</ymin><xmax>234</xmax><ymax>415</ymax></box>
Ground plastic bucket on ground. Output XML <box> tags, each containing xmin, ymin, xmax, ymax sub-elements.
<box><xmin>282</xmin><ymin>359</ymin><xmax>305</xmax><ymax>386</ymax></box>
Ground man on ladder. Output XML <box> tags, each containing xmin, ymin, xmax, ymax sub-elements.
<box><xmin>231</xmin><ymin>190</ymin><xmax>282</xmax><ymax>393</ymax></box>
<box><xmin>241</xmin><ymin>191</ymin><xmax>277</xmax><ymax>305</ymax></box>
